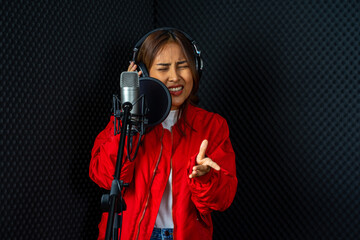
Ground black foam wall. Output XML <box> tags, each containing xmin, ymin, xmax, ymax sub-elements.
<box><xmin>155</xmin><ymin>1</ymin><xmax>359</xmax><ymax>239</ymax></box>
<box><xmin>1</xmin><ymin>1</ymin><xmax>154</xmax><ymax>239</ymax></box>
<box><xmin>1</xmin><ymin>1</ymin><xmax>359</xmax><ymax>239</ymax></box>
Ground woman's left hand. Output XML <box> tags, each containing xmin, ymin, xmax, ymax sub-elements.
<box><xmin>189</xmin><ymin>139</ymin><xmax>220</xmax><ymax>178</ymax></box>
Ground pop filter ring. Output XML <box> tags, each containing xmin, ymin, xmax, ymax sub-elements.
<box><xmin>139</xmin><ymin>77</ymin><xmax>172</xmax><ymax>127</ymax></box>
<box><xmin>126</xmin><ymin>76</ymin><xmax>171</xmax><ymax>161</ymax></box>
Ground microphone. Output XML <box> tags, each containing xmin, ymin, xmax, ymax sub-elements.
<box><xmin>120</xmin><ymin>71</ymin><xmax>140</xmax><ymax>116</ymax></box>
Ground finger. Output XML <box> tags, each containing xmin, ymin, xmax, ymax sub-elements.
<box><xmin>196</xmin><ymin>139</ymin><xmax>208</xmax><ymax>162</ymax></box>
<box><xmin>189</xmin><ymin>170</ymin><xmax>202</xmax><ymax>178</ymax></box>
<box><xmin>203</xmin><ymin>158</ymin><xmax>220</xmax><ymax>171</ymax></box>
<box><xmin>194</xmin><ymin>158</ymin><xmax>220</xmax><ymax>171</ymax></box>
<box><xmin>127</xmin><ymin>61</ymin><xmax>135</xmax><ymax>71</ymax></box>
<box><xmin>138</xmin><ymin>70</ymin><xmax>142</xmax><ymax>77</ymax></box>
<box><xmin>193</xmin><ymin>165</ymin><xmax>210</xmax><ymax>173</ymax></box>
<box><xmin>189</xmin><ymin>167</ymin><xmax>200</xmax><ymax>178</ymax></box>
<box><xmin>131</xmin><ymin>64</ymin><xmax>137</xmax><ymax>71</ymax></box>
<box><xmin>127</xmin><ymin>62</ymin><xmax>138</xmax><ymax>72</ymax></box>
<box><xmin>189</xmin><ymin>166</ymin><xmax>210</xmax><ymax>178</ymax></box>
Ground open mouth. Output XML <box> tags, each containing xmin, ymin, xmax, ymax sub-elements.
<box><xmin>168</xmin><ymin>86</ymin><xmax>184</xmax><ymax>96</ymax></box>
<box><xmin>168</xmin><ymin>86</ymin><xmax>183</xmax><ymax>92</ymax></box>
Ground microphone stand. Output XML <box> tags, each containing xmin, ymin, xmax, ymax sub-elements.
<box><xmin>104</xmin><ymin>101</ymin><xmax>132</xmax><ymax>240</ymax></box>
<box><xmin>102</xmin><ymin>94</ymin><xmax>147</xmax><ymax>240</ymax></box>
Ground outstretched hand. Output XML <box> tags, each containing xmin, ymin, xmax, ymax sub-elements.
<box><xmin>127</xmin><ymin>61</ymin><xmax>142</xmax><ymax>76</ymax></box>
<box><xmin>189</xmin><ymin>140</ymin><xmax>220</xmax><ymax>179</ymax></box>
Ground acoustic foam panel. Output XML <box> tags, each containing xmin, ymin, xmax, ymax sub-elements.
<box><xmin>1</xmin><ymin>0</ymin><xmax>359</xmax><ymax>239</ymax></box>
<box><xmin>155</xmin><ymin>1</ymin><xmax>359</xmax><ymax>239</ymax></box>
<box><xmin>1</xmin><ymin>1</ymin><xmax>154</xmax><ymax>238</ymax></box>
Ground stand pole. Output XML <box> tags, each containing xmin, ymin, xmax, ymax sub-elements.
<box><xmin>105</xmin><ymin>102</ymin><xmax>132</xmax><ymax>240</ymax></box>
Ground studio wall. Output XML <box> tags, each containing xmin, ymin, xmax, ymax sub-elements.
<box><xmin>1</xmin><ymin>0</ymin><xmax>359</xmax><ymax>239</ymax></box>
<box><xmin>155</xmin><ymin>1</ymin><xmax>359</xmax><ymax>239</ymax></box>
<box><xmin>1</xmin><ymin>1</ymin><xmax>154</xmax><ymax>238</ymax></box>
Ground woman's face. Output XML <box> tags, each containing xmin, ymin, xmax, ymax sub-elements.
<box><xmin>149</xmin><ymin>42</ymin><xmax>193</xmax><ymax>110</ymax></box>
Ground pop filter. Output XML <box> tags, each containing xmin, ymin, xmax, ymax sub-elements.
<box><xmin>139</xmin><ymin>77</ymin><xmax>171</xmax><ymax>127</ymax></box>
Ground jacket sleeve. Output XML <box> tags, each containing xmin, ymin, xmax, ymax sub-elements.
<box><xmin>187</xmin><ymin>115</ymin><xmax>237</xmax><ymax>216</ymax></box>
<box><xmin>89</xmin><ymin>116</ymin><xmax>135</xmax><ymax>190</ymax></box>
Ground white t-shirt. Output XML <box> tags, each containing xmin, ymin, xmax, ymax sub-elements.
<box><xmin>155</xmin><ymin>110</ymin><xmax>179</xmax><ymax>228</ymax></box>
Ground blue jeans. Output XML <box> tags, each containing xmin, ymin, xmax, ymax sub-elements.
<box><xmin>150</xmin><ymin>228</ymin><xmax>173</xmax><ymax>240</ymax></box>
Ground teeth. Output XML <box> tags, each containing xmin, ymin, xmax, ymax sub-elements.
<box><xmin>169</xmin><ymin>86</ymin><xmax>183</xmax><ymax>92</ymax></box>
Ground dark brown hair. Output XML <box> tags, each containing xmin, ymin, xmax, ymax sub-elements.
<box><xmin>136</xmin><ymin>29</ymin><xmax>200</xmax><ymax>134</ymax></box>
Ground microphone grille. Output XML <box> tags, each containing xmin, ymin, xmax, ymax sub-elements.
<box><xmin>120</xmin><ymin>72</ymin><xmax>139</xmax><ymax>88</ymax></box>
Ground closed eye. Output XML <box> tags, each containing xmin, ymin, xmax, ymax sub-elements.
<box><xmin>156</xmin><ymin>63</ymin><xmax>170</xmax><ymax>71</ymax></box>
<box><xmin>179</xmin><ymin>65</ymin><xmax>189</xmax><ymax>68</ymax></box>
<box><xmin>177</xmin><ymin>60</ymin><xmax>188</xmax><ymax>69</ymax></box>
<box><xmin>157</xmin><ymin>67</ymin><xmax>169</xmax><ymax>71</ymax></box>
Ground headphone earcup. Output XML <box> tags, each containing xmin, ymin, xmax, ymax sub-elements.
<box><xmin>196</xmin><ymin>55</ymin><xmax>203</xmax><ymax>79</ymax></box>
<box><xmin>137</xmin><ymin>62</ymin><xmax>149</xmax><ymax>77</ymax></box>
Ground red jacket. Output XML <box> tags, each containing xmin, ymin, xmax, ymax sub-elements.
<box><xmin>89</xmin><ymin>104</ymin><xmax>237</xmax><ymax>240</ymax></box>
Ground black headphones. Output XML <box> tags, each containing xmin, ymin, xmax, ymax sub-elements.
<box><xmin>131</xmin><ymin>27</ymin><xmax>203</xmax><ymax>79</ymax></box>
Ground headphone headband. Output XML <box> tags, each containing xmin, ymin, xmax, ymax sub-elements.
<box><xmin>133</xmin><ymin>28</ymin><xmax>195</xmax><ymax>52</ymax></box>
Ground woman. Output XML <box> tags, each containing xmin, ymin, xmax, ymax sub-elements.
<box><xmin>89</xmin><ymin>29</ymin><xmax>237</xmax><ymax>240</ymax></box>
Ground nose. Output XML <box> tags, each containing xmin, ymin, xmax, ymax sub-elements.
<box><xmin>168</xmin><ymin>66</ymin><xmax>180</xmax><ymax>82</ymax></box>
